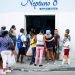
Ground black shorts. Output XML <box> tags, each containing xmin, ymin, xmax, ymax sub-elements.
<box><xmin>18</xmin><ymin>47</ymin><xmax>26</xmax><ymax>55</ymax></box>
<box><xmin>47</xmin><ymin>47</ymin><xmax>53</xmax><ymax>51</ymax></box>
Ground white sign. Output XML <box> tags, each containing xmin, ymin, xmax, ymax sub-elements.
<box><xmin>0</xmin><ymin>0</ymin><xmax>75</xmax><ymax>12</ymax></box>
<box><xmin>21</xmin><ymin>0</ymin><xmax>58</xmax><ymax>10</ymax></box>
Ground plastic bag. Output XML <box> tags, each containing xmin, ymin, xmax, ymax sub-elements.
<box><xmin>26</xmin><ymin>46</ymin><xmax>32</xmax><ymax>57</ymax></box>
<box><xmin>10</xmin><ymin>55</ymin><xmax>16</xmax><ymax>66</ymax></box>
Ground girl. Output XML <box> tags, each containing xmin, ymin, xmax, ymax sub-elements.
<box><xmin>62</xmin><ymin>34</ymin><xmax>70</xmax><ymax>64</ymax></box>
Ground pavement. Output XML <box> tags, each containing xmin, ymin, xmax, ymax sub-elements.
<box><xmin>12</xmin><ymin>57</ymin><xmax>75</xmax><ymax>72</ymax></box>
<box><xmin>1</xmin><ymin>57</ymin><xmax>75</xmax><ymax>75</ymax></box>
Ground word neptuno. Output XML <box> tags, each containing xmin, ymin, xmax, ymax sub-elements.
<box><xmin>21</xmin><ymin>0</ymin><xmax>58</xmax><ymax>9</ymax></box>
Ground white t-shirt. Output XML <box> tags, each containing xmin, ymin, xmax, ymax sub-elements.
<box><xmin>20</xmin><ymin>33</ymin><xmax>26</xmax><ymax>47</ymax></box>
<box><xmin>63</xmin><ymin>39</ymin><xmax>70</xmax><ymax>49</ymax></box>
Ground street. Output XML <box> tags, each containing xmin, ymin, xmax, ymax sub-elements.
<box><xmin>7</xmin><ymin>71</ymin><xmax>75</xmax><ymax>75</ymax></box>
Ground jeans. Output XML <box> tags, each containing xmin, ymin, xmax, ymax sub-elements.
<box><xmin>30</xmin><ymin>47</ymin><xmax>36</xmax><ymax>63</ymax></box>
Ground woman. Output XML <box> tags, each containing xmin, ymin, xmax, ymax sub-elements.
<box><xmin>45</xmin><ymin>30</ymin><xmax>55</xmax><ymax>63</ymax></box>
<box><xmin>0</xmin><ymin>31</ymin><xmax>15</xmax><ymax>74</ymax></box>
<box><xmin>9</xmin><ymin>25</ymin><xmax>16</xmax><ymax>48</ymax></box>
<box><xmin>34</xmin><ymin>30</ymin><xmax>45</xmax><ymax>67</ymax></box>
<box><xmin>30</xmin><ymin>30</ymin><xmax>36</xmax><ymax>65</ymax></box>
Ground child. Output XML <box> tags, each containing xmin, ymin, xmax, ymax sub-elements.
<box><xmin>62</xmin><ymin>34</ymin><xmax>70</xmax><ymax>64</ymax></box>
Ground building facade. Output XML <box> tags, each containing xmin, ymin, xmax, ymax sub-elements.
<box><xmin>0</xmin><ymin>0</ymin><xmax>75</xmax><ymax>59</ymax></box>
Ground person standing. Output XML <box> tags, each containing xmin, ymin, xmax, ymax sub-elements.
<box><xmin>45</xmin><ymin>30</ymin><xmax>55</xmax><ymax>63</ymax></box>
<box><xmin>17</xmin><ymin>28</ymin><xmax>27</xmax><ymax>63</ymax></box>
<box><xmin>54</xmin><ymin>29</ymin><xmax>60</xmax><ymax>60</ymax></box>
<box><xmin>30</xmin><ymin>30</ymin><xmax>36</xmax><ymax>65</ymax></box>
<box><xmin>9</xmin><ymin>25</ymin><xmax>16</xmax><ymax>48</ymax></box>
<box><xmin>62</xmin><ymin>34</ymin><xmax>70</xmax><ymax>64</ymax></box>
<box><xmin>65</xmin><ymin>29</ymin><xmax>71</xmax><ymax>41</ymax></box>
<box><xmin>34</xmin><ymin>30</ymin><xmax>45</xmax><ymax>67</ymax></box>
<box><xmin>0</xmin><ymin>26</ymin><xmax>6</xmax><ymax>37</ymax></box>
<box><xmin>0</xmin><ymin>31</ymin><xmax>15</xmax><ymax>74</ymax></box>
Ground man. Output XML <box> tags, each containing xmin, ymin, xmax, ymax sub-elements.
<box><xmin>17</xmin><ymin>28</ymin><xmax>27</xmax><ymax>63</ymax></box>
<box><xmin>54</xmin><ymin>29</ymin><xmax>60</xmax><ymax>60</ymax></box>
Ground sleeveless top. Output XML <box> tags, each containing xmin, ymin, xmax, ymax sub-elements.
<box><xmin>30</xmin><ymin>37</ymin><xmax>36</xmax><ymax>48</ymax></box>
<box><xmin>36</xmin><ymin>34</ymin><xmax>44</xmax><ymax>46</ymax></box>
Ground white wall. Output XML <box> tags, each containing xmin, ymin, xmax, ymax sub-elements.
<box><xmin>0</xmin><ymin>12</ymin><xmax>75</xmax><ymax>59</ymax></box>
<box><xmin>56</xmin><ymin>12</ymin><xmax>75</xmax><ymax>59</ymax></box>
<box><xmin>0</xmin><ymin>12</ymin><xmax>25</xmax><ymax>35</ymax></box>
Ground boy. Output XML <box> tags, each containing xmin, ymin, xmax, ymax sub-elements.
<box><xmin>54</xmin><ymin>29</ymin><xmax>60</xmax><ymax>60</ymax></box>
<box><xmin>17</xmin><ymin>28</ymin><xmax>27</xmax><ymax>63</ymax></box>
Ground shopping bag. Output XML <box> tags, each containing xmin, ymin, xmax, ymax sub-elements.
<box><xmin>26</xmin><ymin>46</ymin><xmax>32</xmax><ymax>57</ymax></box>
<box><xmin>10</xmin><ymin>55</ymin><xmax>16</xmax><ymax>66</ymax></box>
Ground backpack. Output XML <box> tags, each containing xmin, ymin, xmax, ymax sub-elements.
<box><xmin>17</xmin><ymin>35</ymin><xmax>23</xmax><ymax>48</ymax></box>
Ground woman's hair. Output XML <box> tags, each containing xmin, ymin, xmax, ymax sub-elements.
<box><xmin>40</xmin><ymin>30</ymin><xmax>44</xmax><ymax>34</ymax></box>
<box><xmin>1</xmin><ymin>26</ymin><xmax>6</xmax><ymax>30</ymax></box>
<box><xmin>30</xmin><ymin>28</ymin><xmax>36</xmax><ymax>34</ymax></box>
<box><xmin>20</xmin><ymin>28</ymin><xmax>24</xmax><ymax>33</ymax></box>
<box><xmin>11</xmin><ymin>25</ymin><xmax>16</xmax><ymax>29</ymax></box>
<box><xmin>65</xmin><ymin>29</ymin><xmax>70</xmax><ymax>34</ymax></box>
<box><xmin>2</xmin><ymin>31</ymin><xmax>9</xmax><ymax>37</ymax></box>
<box><xmin>64</xmin><ymin>34</ymin><xmax>68</xmax><ymax>38</ymax></box>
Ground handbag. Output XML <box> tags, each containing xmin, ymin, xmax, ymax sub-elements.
<box><xmin>26</xmin><ymin>46</ymin><xmax>32</xmax><ymax>57</ymax></box>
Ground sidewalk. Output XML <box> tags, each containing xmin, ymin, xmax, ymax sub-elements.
<box><xmin>12</xmin><ymin>58</ymin><xmax>75</xmax><ymax>72</ymax></box>
<box><xmin>0</xmin><ymin>57</ymin><xmax>75</xmax><ymax>72</ymax></box>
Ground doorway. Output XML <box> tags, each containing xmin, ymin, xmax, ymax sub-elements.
<box><xmin>26</xmin><ymin>15</ymin><xmax>55</xmax><ymax>35</ymax></box>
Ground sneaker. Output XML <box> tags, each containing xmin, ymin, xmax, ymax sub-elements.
<box><xmin>66</xmin><ymin>62</ymin><xmax>70</xmax><ymax>65</ymax></box>
<box><xmin>17</xmin><ymin>60</ymin><xmax>19</xmax><ymax>63</ymax></box>
<box><xmin>34</xmin><ymin>64</ymin><xmax>37</xmax><ymax>66</ymax></box>
<box><xmin>39</xmin><ymin>65</ymin><xmax>43</xmax><ymax>67</ymax></box>
<box><xmin>11</xmin><ymin>68</ymin><xmax>13</xmax><ymax>71</ymax></box>
<box><xmin>68</xmin><ymin>62</ymin><xmax>70</xmax><ymax>65</ymax></box>
<box><xmin>30</xmin><ymin>62</ymin><xmax>33</xmax><ymax>65</ymax></box>
<box><xmin>62</xmin><ymin>62</ymin><xmax>64</xmax><ymax>65</ymax></box>
<box><xmin>68</xmin><ymin>59</ymin><xmax>70</xmax><ymax>65</ymax></box>
<box><xmin>47</xmin><ymin>63</ymin><xmax>50</xmax><ymax>65</ymax></box>
<box><xmin>0</xmin><ymin>70</ymin><xmax>6</xmax><ymax>75</ymax></box>
<box><xmin>5</xmin><ymin>70</ymin><xmax>11</xmax><ymax>73</ymax></box>
<box><xmin>20</xmin><ymin>61</ymin><xmax>24</xmax><ymax>64</ymax></box>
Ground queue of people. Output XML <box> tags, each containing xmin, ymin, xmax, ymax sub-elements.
<box><xmin>0</xmin><ymin>25</ymin><xmax>71</xmax><ymax>74</ymax></box>
<box><xmin>25</xmin><ymin>28</ymin><xmax>70</xmax><ymax>66</ymax></box>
